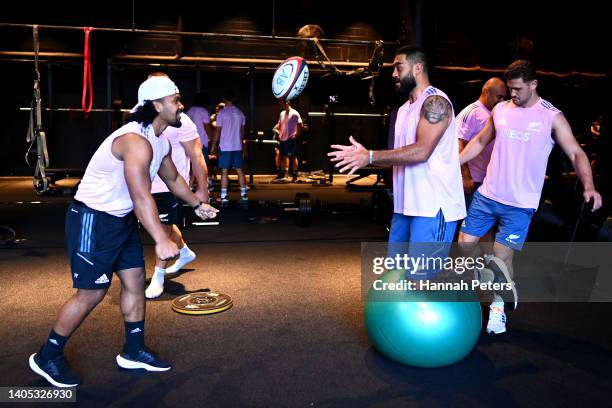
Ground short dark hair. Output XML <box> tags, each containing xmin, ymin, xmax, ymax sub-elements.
<box><xmin>128</xmin><ymin>100</ymin><xmax>158</xmax><ymax>126</ymax></box>
<box><xmin>504</xmin><ymin>60</ymin><xmax>536</xmax><ymax>82</ymax></box>
<box><xmin>222</xmin><ymin>89</ymin><xmax>235</xmax><ymax>102</ymax></box>
<box><xmin>395</xmin><ymin>46</ymin><xmax>428</xmax><ymax>72</ymax></box>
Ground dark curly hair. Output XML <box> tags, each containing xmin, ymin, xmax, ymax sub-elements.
<box><xmin>128</xmin><ymin>100</ymin><xmax>158</xmax><ymax>126</ymax></box>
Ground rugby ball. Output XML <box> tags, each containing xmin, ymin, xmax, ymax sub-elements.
<box><xmin>272</xmin><ymin>56</ymin><xmax>309</xmax><ymax>100</ymax></box>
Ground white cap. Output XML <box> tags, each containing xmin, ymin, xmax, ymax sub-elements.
<box><xmin>130</xmin><ymin>76</ymin><xmax>180</xmax><ymax>113</ymax></box>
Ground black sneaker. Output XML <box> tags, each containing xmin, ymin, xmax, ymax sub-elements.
<box><xmin>116</xmin><ymin>348</ymin><xmax>171</xmax><ymax>372</ymax></box>
<box><xmin>486</xmin><ymin>256</ymin><xmax>518</xmax><ymax>310</ymax></box>
<box><xmin>29</xmin><ymin>350</ymin><xmax>80</xmax><ymax>388</ymax></box>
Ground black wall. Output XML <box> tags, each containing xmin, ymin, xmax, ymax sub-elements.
<box><xmin>1</xmin><ymin>0</ymin><xmax>609</xmax><ymax>176</ymax></box>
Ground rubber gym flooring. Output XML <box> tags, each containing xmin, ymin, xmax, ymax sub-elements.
<box><xmin>1</xmin><ymin>176</ymin><xmax>611</xmax><ymax>407</ymax></box>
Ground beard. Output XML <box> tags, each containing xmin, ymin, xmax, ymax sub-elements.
<box><xmin>394</xmin><ymin>74</ymin><xmax>416</xmax><ymax>102</ymax></box>
<box><xmin>169</xmin><ymin>111</ymin><xmax>183</xmax><ymax>128</ymax></box>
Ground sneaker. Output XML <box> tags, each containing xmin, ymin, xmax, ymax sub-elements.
<box><xmin>29</xmin><ymin>350</ymin><xmax>80</xmax><ymax>388</ymax></box>
<box><xmin>487</xmin><ymin>307</ymin><xmax>507</xmax><ymax>334</ymax></box>
<box><xmin>485</xmin><ymin>256</ymin><xmax>518</xmax><ymax>310</ymax></box>
<box><xmin>220</xmin><ymin>197</ymin><xmax>229</xmax><ymax>207</ymax></box>
<box><xmin>165</xmin><ymin>248</ymin><xmax>196</xmax><ymax>274</ymax></box>
<box><xmin>116</xmin><ymin>348</ymin><xmax>171</xmax><ymax>372</ymax></box>
<box><xmin>240</xmin><ymin>195</ymin><xmax>248</xmax><ymax>203</ymax></box>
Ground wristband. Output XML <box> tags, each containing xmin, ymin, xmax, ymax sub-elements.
<box><xmin>369</xmin><ymin>150</ymin><xmax>373</xmax><ymax>165</ymax></box>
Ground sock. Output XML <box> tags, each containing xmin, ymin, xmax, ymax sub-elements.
<box><xmin>491</xmin><ymin>294</ymin><xmax>504</xmax><ymax>310</ymax></box>
<box><xmin>179</xmin><ymin>245</ymin><xmax>191</xmax><ymax>258</ymax></box>
<box><xmin>40</xmin><ymin>329</ymin><xmax>69</xmax><ymax>360</ymax></box>
<box><xmin>221</xmin><ymin>189</ymin><xmax>228</xmax><ymax>199</ymax></box>
<box><xmin>240</xmin><ymin>187</ymin><xmax>247</xmax><ymax>197</ymax></box>
<box><xmin>124</xmin><ymin>320</ymin><xmax>145</xmax><ymax>355</ymax></box>
<box><xmin>152</xmin><ymin>267</ymin><xmax>165</xmax><ymax>285</ymax></box>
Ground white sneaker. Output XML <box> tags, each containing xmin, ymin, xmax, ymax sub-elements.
<box><xmin>487</xmin><ymin>307</ymin><xmax>507</xmax><ymax>334</ymax></box>
<box><xmin>145</xmin><ymin>280</ymin><xmax>164</xmax><ymax>299</ymax></box>
<box><xmin>165</xmin><ymin>249</ymin><xmax>196</xmax><ymax>274</ymax></box>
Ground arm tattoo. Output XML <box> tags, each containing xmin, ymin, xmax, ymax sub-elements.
<box><xmin>422</xmin><ymin>95</ymin><xmax>451</xmax><ymax>124</ymax></box>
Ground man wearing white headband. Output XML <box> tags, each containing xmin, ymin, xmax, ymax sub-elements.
<box><xmin>29</xmin><ymin>75</ymin><xmax>218</xmax><ymax>388</ymax></box>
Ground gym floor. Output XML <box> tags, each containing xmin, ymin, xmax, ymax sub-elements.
<box><xmin>1</xmin><ymin>176</ymin><xmax>611</xmax><ymax>407</ymax></box>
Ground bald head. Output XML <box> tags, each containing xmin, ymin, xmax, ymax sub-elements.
<box><xmin>480</xmin><ymin>77</ymin><xmax>507</xmax><ymax>110</ymax></box>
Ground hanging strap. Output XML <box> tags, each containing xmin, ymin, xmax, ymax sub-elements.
<box><xmin>81</xmin><ymin>27</ymin><xmax>93</xmax><ymax>115</ymax></box>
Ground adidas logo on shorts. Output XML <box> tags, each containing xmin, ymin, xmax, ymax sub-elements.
<box><xmin>95</xmin><ymin>274</ymin><xmax>110</xmax><ymax>284</ymax></box>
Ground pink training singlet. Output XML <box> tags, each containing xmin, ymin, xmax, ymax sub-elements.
<box><xmin>479</xmin><ymin>98</ymin><xmax>560</xmax><ymax>209</ymax></box>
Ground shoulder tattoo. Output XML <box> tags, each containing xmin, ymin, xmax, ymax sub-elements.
<box><xmin>422</xmin><ymin>95</ymin><xmax>451</xmax><ymax>124</ymax></box>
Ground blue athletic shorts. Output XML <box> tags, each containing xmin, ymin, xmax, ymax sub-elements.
<box><xmin>460</xmin><ymin>190</ymin><xmax>535</xmax><ymax>250</ymax></box>
<box><xmin>219</xmin><ymin>150</ymin><xmax>243</xmax><ymax>169</ymax></box>
<box><xmin>388</xmin><ymin>209</ymin><xmax>457</xmax><ymax>279</ymax></box>
<box><xmin>65</xmin><ymin>201</ymin><xmax>144</xmax><ymax>289</ymax></box>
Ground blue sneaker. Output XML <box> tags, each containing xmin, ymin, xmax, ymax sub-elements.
<box><xmin>116</xmin><ymin>348</ymin><xmax>171</xmax><ymax>372</ymax></box>
<box><xmin>29</xmin><ymin>350</ymin><xmax>80</xmax><ymax>388</ymax></box>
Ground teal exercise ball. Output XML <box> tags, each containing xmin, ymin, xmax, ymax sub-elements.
<box><xmin>364</xmin><ymin>269</ymin><xmax>482</xmax><ymax>367</ymax></box>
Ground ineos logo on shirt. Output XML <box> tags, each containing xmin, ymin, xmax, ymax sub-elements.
<box><xmin>504</xmin><ymin>129</ymin><xmax>529</xmax><ymax>142</ymax></box>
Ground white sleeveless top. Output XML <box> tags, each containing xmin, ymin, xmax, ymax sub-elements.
<box><xmin>75</xmin><ymin>121</ymin><xmax>170</xmax><ymax>217</ymax></box>
<box><xmin>393</xmin><ymin>86</ymin><xmax>466</xmax><ymax>221</ymax></box>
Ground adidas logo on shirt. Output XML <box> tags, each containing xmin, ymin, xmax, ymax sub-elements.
<box><xmin>95</xmin><ymin>274</ymin><xmax>110</xmax><ymax>284</ymax></box>
<box><xmin>130</xmin><ymin>328</ymin><xmax>142</xmax><ymax>334</ymax></box>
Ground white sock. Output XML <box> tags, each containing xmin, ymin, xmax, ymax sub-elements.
<box><xmin>152</xmin><ymin>267</ymin><xmax>165</xmax><ymax>285</ymax></box>
<box><xmin>240</xmin><ymin>187</ymin><xmax>247</xmax><ymax>197</ymax></box>
<box><xmin>491</xmin><ymin>294</ymin><xmax>504</xmax><ymax>310</ymax></box>
<box><xmin>146</xmin><ymin>267</ymin><xmax>165</xmax><ymax>299</ymax></box>
<box><xmin>179</xmin><ymin>245</ymin><xmax>191</xmax><ymax>258</ymax></box>
<box><xmin>221</xmin><ymin>189</ymin><xmax>228</xmax><ymax>199</ymax></box>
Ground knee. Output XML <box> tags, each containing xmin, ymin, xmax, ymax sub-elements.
<box><xmin>458</xmin><ymin>239</ymin><xmax>478</xmax><ymax>254</ymax></box>
<box><xmin>75</xmin><ymin>288</ymin><xmax>107</xmax><ymax>309</ymax></box>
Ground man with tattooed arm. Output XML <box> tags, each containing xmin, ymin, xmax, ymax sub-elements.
<box><xmin>329</xmin><ymin>46</ymin><xmax>465</xmax><ymax>276</ymax></box>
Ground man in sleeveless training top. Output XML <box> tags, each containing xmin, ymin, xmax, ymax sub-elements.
<box><xmin>459</xmin><ymin>60</ymin><xmax>602</xmax><ymax>334</ymax></box>
<box><xmin>28</xmin><ymin>75</ymin><xmax>218</xmax><ymax>387</ymax></box>
<box><xmin>329</xmin><ymin>46</ymin><xmax>465</xmax><ymax>279</ymax></box>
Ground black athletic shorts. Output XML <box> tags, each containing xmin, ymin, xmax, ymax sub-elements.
<box><xmin>65</xmin><ymin>201</ymin><xmax>144</xmax><ymax>289</ymax></box>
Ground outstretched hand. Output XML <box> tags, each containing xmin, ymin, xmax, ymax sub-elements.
<box><xmin>194</xmin><ymin>203</ymin><xmax>219</xmax><ymax>220</ymax></box>
<box><xmin>328</xmin><ymin>136</ymin><xmax>369</xmax><ymax>175</ymax></box>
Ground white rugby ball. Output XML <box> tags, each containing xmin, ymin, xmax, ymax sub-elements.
<box><xmin>272</xmin><ymin>56</ymin><xmax>309</xmax><ymax>100</ymax></box>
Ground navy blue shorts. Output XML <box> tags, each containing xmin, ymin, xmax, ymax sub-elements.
<box><xmin>219</xmin><ymin>150</ymin><xmax>243</xmax><ymax>169</ymax></box>
<box><xmin>65</xmin><ymin>201</ymin><xmax>144</xmax><ymax>289</ymax></box>
<box><xmin>153</xmin><ymin>192</ymin><xmax>182</xmax><ymax>225</ymax></box>
<box><xmin>202</xmin><ymin>146</ymin><xmax>210</xmax><ymax>169</ymax></box>
<box><xmin>460</xmin><ymin>190</ymin><xmax>535</xmax><ymax>250</ymax></box>
<box><xmin>279</xmin><ymin>139</ymin><xmax>296</xmax><ymax>157</ymax></box>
